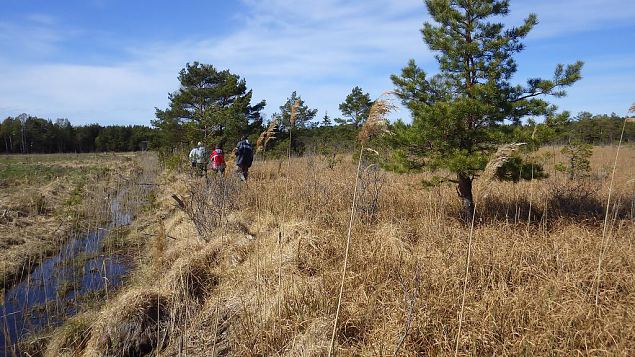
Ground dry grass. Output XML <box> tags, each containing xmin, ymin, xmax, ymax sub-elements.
<box><xmin>45</xmin><ymin>313</ymin><xmax>95</xmax><ymax>357</ymax></box>
<box><xmin>46</xmin><ymin>144</ymin><xmax>635</xmax><ymax>356</ymax></box>
<box><xmin>86</xmin><ymin>288</ymin><xmax>170</xmax><ymax>356</ymax></box>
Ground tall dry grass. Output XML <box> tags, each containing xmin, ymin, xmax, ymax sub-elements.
<box><xmin>231</xmin><ymin>144</ymin><xmax>635</xmax><ymax>355</ymax></box>
<box><xmin>329</xmin><ymin>92</ymin><xmax>395</xmax><ymax>356</ymax></box>
<box><xmin>223</xmin><ymin>147</ymin><xmax>634</xmax><ymax>356</ymax></box>
<box><xmin>44</xmin><ymin>145</ymin><xmax>635</xmax><ymax>356</ymax></box>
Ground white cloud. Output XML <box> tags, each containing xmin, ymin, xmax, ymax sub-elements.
<box><xmin>0</xmin><ymin>0</ymin><xmax>633</xmax><ymax>125</ymax></box>
<box><xmin>0</xmin><ymin>0</ymin><xmax>434</xmax><ymax>124</ymax></box>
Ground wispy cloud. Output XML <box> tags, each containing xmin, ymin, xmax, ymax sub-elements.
<box><xmin>551</xmin><ymin>53</ymin><xmax>635</xmax><ymax>115</ymax></box>
<box><xmin>510</xmin><ymin>0</ymin><xmax>635</xmax><ymax>38</ymax></box>
<box><xmin>0</xmin><ymin>15</ymin><xmax>69</xmax><ymax>56</ymax></box>
<box><xmin>0</xmin><ymin>0</ymin><xmax>633</xmax><ymax>125</ymax></box>
<box><xmin>25</xmin><ymin>13</ymin><xmax>58</xmax><ymax>26</ymax></box>
<box><xmin>0</xmin><ymin>0</ymin><xmax>433</xmax><ymax>124</ymax></box>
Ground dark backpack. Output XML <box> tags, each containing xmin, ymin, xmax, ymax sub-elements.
<box><xmin>237</xmin><ymin>141</ymin><xmax>254</xmax><ymax>167</ymax></box>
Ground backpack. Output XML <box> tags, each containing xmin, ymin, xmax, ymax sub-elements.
<box><xmin>211</xmin><ymin>149</ymin><xmax>225</xmax><ymax>167</ymax></box>
<box><xmin>236</xmin><ymin>141</ymin><xmax>254</xmax><ymax>167</ymax></box>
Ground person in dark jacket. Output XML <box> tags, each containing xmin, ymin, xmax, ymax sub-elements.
<box><xmin>234</xmin><ymin>136</ymin><xmax>253</xmax><ymax>181</ymax></box>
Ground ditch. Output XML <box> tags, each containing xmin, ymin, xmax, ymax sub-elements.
<box><xmin>0</xmin><ymin>152</ymin><xmax>158</xmax><ymax>356</ymax></box>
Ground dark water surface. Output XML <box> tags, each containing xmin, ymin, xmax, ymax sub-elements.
<box><xmin>0</xmin><ymin>189</ymin><xmax>134</xmax><ymax>354</ymax></box>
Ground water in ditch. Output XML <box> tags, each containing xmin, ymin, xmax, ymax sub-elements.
<box><xmin>0</xmin><ymin>187</ymin><xmax>138</xmax><ymax>354</ymax></box>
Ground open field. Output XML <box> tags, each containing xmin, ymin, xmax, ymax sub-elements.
<box><xmin>0</xmin><ymin>152</ymin><xmax>141</xmax><ymax>287</ymax></box>
<box><xmin>36</xmin><ymin>144</ymin><xmax>635</xmax><ymax>356</ymax></box>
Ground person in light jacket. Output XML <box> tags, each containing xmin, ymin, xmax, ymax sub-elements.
<box><xmin>188</xmin><ymin>141</ymin><xmax>207</xmax><ymax>176</ymax></box>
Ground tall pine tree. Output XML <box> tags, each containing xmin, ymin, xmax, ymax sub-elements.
<box><xmin>153</xmin><ymin>62</ymin><xmax>265</xmax><ymax>149</ymax></box>
<box><xmin>339</xmin><ymin>86</ymin><xmax>373</xmax><ymax>127</ymax></box>
<box><xmin>391</xmin><ymin>0</ymin><xmax>583</xmax><ymax>218</ymax></box>
<box><xmin>278</xmin><ymin>91</ymin><xmax>318</xmax><ymax>129</ymax></box>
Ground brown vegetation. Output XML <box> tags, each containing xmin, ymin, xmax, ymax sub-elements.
<box><xmin>45</xmin><ymin>145</ymin><xmax>635</xmax><ymax>356</ymax></box>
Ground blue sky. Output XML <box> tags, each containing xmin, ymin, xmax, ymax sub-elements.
<box><xmin>0</xmin><ymin>0</ymin><xmax>634</xmax><ymax>126</ymax></box>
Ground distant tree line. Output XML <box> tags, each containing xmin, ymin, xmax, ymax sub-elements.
<box><xmin>558</xmin><ymin>112</ymin><xmax>635</xmax><ymax>145</ymax></box>
<box><xmin>3</xmin><ymin>76</ymin><xmax>630</xmax><ymax>157</ymax></box>
<box><xmin>0</xmin><ymin>114</ymin><xmax>155</xmax><ymax>154</ymax></box>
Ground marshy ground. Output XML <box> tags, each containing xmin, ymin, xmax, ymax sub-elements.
<box><xmin>3</xmin><ymin>146</ymin><xmax>635</xmax><ymax>356</ymax></box>
<box><xmin>0</xmin><ymin>152</ymin><xmax>158</xmax><ymax>354</ymax></box>
<box><xmin>0</xmin><ymin>153</ymin><xmax>141</xmax><ymax>288</ymax></box>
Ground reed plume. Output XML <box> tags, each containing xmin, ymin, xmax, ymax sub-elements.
<box><xmin>289</xmin><ymin>100</ymin><xmax>300</xmax><ymax>128</ymax></box>
<box><xmin>358</xmin><ymin>92</ymin><xmax>395</xmax><ymax>144</ymax></box>
<box><xmin>256</xmin><ymin>118</ymin><xmax>278</xmax><ymax>153</ymax></box>
<box><xmin>481</xmin><ymin>143</ymin><xmax>527</xmax><ymax>181</ymax></box>
<box><xmin>329</xmin><ymin>91</ymin><xmax>396</xmax><ymax>356</ymax></box>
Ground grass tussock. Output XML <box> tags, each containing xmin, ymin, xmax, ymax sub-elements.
<box><xmin>86</xmin><ymin>289</ymin><xmax>170</xmax><ymax>356</ymax></box>
<box><xmin>44</xmin><ymin>313</ymin><xmax>95</xmax><ymax>357</ymax></box>
<box><xmin>162</xmin><ymin>245</ymin><xmax>220</xmax><ymax>304</ymax></box>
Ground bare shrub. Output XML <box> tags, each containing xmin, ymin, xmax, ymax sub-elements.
<box><xmin>187</xmin><ymin>177</ymin><xmax>240</xmax><ymax>241</ymax></box>
<box><xmin>357</xmin><ymin>163</ymin><xmax>385</xmax><ymax>224</ymax></box>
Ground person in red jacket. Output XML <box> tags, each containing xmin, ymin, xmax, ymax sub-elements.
<box><xmin>209</xmin><ymin>144</ymin><xmax>226</xmax><ymax>174</ymax></box>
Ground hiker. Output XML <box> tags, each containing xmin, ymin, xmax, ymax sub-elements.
<box><xmin>234</xmin><ymin>136</ymin><xmax>254</xmax><ymax>181</ymax></box>
<box><xmin>188</xmin><ymin>142</ymin><xmax>207</xmax><ymax>176</ymax></box>
<box><xmin>209</xmin><ymin>144</ymin><xmax>226</xmax><ymax>174</ymax></box>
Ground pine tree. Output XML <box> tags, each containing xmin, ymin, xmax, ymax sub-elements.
<box><xmin>321</xmin><ymin>111</ymin><xmax>332</xmax><ymax>127</ymax></box>
<box><xmin>279</xmin><ymin>91</ymin><xmax>318</xmax><ymax>129</ymax></box>
<box><xmin>391</xmin><ymin>0</ymin><xmax>583</xmax><ymax>218</ymax></box>
<box><xmin>152</xmin><ymin>62</ymin><xmax>265</xmax><ymax>149</ymax></box>
<box><xmin>339</xmin><ymin>86</ymin><xmax>373</xmax><ymax>127</ymax></box>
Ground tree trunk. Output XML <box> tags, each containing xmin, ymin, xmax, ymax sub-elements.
<box><xmin>457</xmin><ymin>173</ymin><xmax>475</xmax><ymax>221</ymax></box>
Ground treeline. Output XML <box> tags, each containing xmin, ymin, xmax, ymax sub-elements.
<box><xmin>260</xmin><ymin>111</ymin><xmax>635</xmax><ymax>159</ymax></box>
<box><xmin>0</xmin><ymin>114</ymin><xmax>155</xmax><ymax>154</ymax></box>
<box><xmin>561</xmin><ymin>112</ymin><xmax>635</xmax><ymax>145</ymax></box>
<box><xmin>3</xmin><ymin>110</ymin><xmax>630</xmax><ymax>156</ymax></box>
<box><xmin>2</xmin><ymin>105</ymin><xmax>631</xmax><ymax>156</ymax></box>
